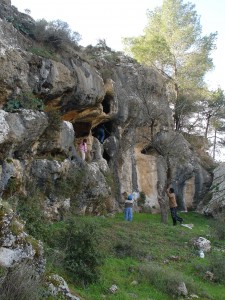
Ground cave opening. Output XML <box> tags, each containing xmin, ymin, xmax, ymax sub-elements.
<box><xmin>103</xmin><ymin>149</ymin><xmax>110</xmax><ymax>163</ymax></box>
<box><xmin>141</xmin><ymin>146</ymin><xmax>158</xmax><ymax>155</ymax></box>
<box><xmin>73</xmin><ymin>122</ymin><xmax>92</xmax><ymax>138</ymax></box>
<box><xmin>102</xmin><ymin>92</ymin><xmax>113</xmax><ymax>114</ymax></box>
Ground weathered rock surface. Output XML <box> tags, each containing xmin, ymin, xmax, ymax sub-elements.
<box><xmin>47</xmin><ymin>274</ymin><xmax>81</xmax><ymax>300</ymax></box>
<box><xmin>0</xmin><ymin>1</ymin><xmax>220</xmax><ymax>298</ymax></box>
<box><xmin>203</xmin><ymin>162</ymin><xmax>225</xmax><ymax>217</ymax></box>
<box><xmin>0</xmin><ymin>199</ymin><xmax>45</xmax><ymax>273</ymax></box>
<box><xmin>0</xmin><ymin>1</ymin><xmax>215</xmax><ymax>219</ymax></box>
<box><xmin>191</xmin><ymin>237</ymin><xmax>211</xmax><ymax>253</ymax></box>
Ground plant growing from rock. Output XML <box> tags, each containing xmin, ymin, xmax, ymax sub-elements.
<box><xmin>0</xmin><ymin>262</ymin><xmax>41</xmax><ymax>300</ymax></box>
<box><xmin>4</xmin><ymin>92</ymin><xmax>44</xmax><ymax>112</ymax></box>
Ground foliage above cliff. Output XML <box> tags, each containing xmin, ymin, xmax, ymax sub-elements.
<box><xmin>123</xmin><ymin>0</ymin><xmax>218</xmax><ymax>132</ymax></box>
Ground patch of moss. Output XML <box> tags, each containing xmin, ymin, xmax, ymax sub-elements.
<box><xmin>10</xmin><ymin>217</ymin><xmax>24</xmax><ymax>236</ymax></box>
<box><xmin>25</xmin><ymin>236</ymin><xmax>41</xmax><ymax>259</ymax></box>
<box><xmin>29</xmin><ymin>47</ymin><xmax>59</xmax><ymax>61</ymax></box>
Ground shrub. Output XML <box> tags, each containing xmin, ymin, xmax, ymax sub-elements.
<box><xmin>138</xmin><ymin>262</ymin><xmax>206</xmax><ymax>297</ymax></box>
<box><xmin>100</xmin><ymin>68</ymin><xmax>113</xmax><ymax>82</ymax></box>
<box><xmin>2</xmin><ymin>177</ymin><xmax>19</xmax><ymax>198</ymax></box>
<box><xmin>6</xmin><ymin>16</ymin><xmax>34</xmax><ymax>36</ymax></box>
<box><xmin>63</xmin><ymin>218</ymin><xmax>103</xmax><ymax>286</ymax></box>
<box><xmin>33</xmin><ymin>19</ymin><xmax>81</xmax><ymax>50</ymax></box>
<box><xmin>16</xmin><ymin>189</ymin><xmax>48</xmax><ymax>240</ymax></box>
<box><xmin>194</xmin><ymin>250</ymin><xmax>225</xmax><ymax>285</ymax></box>
<box><xmin>4</xmin><ymin>92</ymin><xmax>44</xmax><ymax>112</ymax></box>
<box><xmin>208</xmin><ymin>251</ymin><xmax>225</xmax><ymax>284</ymax></box>
<box><xmin>0</xmin><ymin>262</ymin><xmax>41</xmax><ymax>300</ymax></box>
<box><xmin>55</xmin><ymin>168</ymin><xmax>86</xmax><ymax>201</ymax></box>
<box><xmin>211</xmin><ymin>214</ymin><xmax>225</xmax><ymax>240</ymax></box>
<box><xmin>29</xmin><ymin>46</ymin><xmax>58</xmax><ymax>60</ymax></box>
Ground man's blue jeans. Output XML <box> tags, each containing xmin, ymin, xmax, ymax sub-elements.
<box><xmin>170</xmin><ymin>207</ymin><xmax>183</xmax><ymax>225</ymax></box>
<box><xmin>124</xmin><ymin>207</ymin><xmax>133</xmax><ymax>221</ymax></box>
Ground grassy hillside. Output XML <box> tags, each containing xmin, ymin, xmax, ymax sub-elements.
<box><xmin>42</xmin><ymin>212</ymin><xmax>225</xmax><ymax>300</ymax></box>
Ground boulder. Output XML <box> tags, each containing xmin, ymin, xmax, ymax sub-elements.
<box><xmin>192</xmin><ymin>237</ymin><xmax>211</xmax><ymax>252</ymax></box>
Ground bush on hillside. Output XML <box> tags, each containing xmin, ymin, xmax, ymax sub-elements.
<box><xmin>211</xmin><ymin>213</ymin><xmax>225</xmax><ymax>240</ymax></box>
<box><xmin>194</xmin><ymin>250</ymin><xmax>225</xmax><ymax>285</ymax></box>
<box><xmin>33</xmin><ymin>19</ymin><xmax>81</xmax><ymax>50</ymax></box>
<box><xmin>138</xmin><ymin>262</ymin><xmax>208</xmax><ymax>298</ymax></box>
<box><xmin>16</xmin><ymin>189</ymin><xmax>48</xmax><ymax>240</ymax></box>
<box><xmin>0</xmin><ymin>262</ymin><xmax>41</xmax><ymax>300</ymax></box>
<box><xmin>63</xmin><ymin>218</ymin><xmax>103</xmax><ymax>286</ymax></box>
<box><xmin>208</xmin><ymin>251</ymin><xmax>225</xmax><ymax>284</ymax></box>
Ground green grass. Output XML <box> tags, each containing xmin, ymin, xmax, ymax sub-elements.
<box><xmin>43</xmin><ymin>212</ymin><xmax>225</xmax><ymax>300</ymax></box>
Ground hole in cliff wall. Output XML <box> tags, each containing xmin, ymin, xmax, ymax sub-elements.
<box><xmin>42</xmin><ymin>81</ymin><xmax>53</xmax><ymax>89</ymax></box>
<box><xmin>73</xmin><ymin>122</ymin><xmax>92</xmax><ymax>138</ymax></box>
<box><xmin>103</xmin><ymin>150</ymin><xmax>110</xmax><ymax>163</ymax></box>
<box><xmin>104</xmin><ymin>121</ymin><xmax>113</xmax><ymax>139</ymax></box>
<box><xmin>102</xmin><ymin>92</ymin><xmax>113</xmax><ymax>114</ymax></box>
<box><xmin>141</xmin><ymin>146</ymin><xmax>158</xmax><ymax>155</ymax></box>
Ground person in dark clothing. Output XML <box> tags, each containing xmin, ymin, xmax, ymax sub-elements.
<box><xmin>124</xmin><ymin>194</ymin><xmax>134</xmax><ymax>221</ymax></box>
<box><xmin>166</xmin><ymin>187</ymin><xmax>183</xmax><ymax>225</ymax></box>
<box><xmin>96</xmin><ymin>125</ymin><xmax>105</xmax><ymax>143</ymax></box>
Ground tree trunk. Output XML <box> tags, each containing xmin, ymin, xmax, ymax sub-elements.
<box><xmin>204</xmin><ymin>114</ymin><xmax>211</xmax><ymax>138</ymax></box>
<box><xmin>157</xmin><ymin>181</ymin><xmax>168</xmax><ymax>224</ymax></box>
<box><xmin>174</xmin><ymin>82</ymin><xmax>180</xmax><ymax>131</ymax></box>
<box><xmin>213</xmin><ymin>128</ymin><xmax>217</xmax><ymax>159</ymax></box>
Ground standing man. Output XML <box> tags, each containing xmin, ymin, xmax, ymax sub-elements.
<box><xmin>124</xmin><ymin>194</ymin><xmax>134</xmax><ymax>222</ymax></box>
<box><xmin>166</xmin><ymin>187</ymin><xmax>183</xmax><ymax>225</ymax></box>
<box><xmin>96</xmin><ymin>125</ymin><xmax>105</xmax><ymax>144</ymax></box>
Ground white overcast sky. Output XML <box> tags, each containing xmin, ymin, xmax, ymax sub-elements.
<box><xmin>11</xmin><ymin>0</ymin><xmax>225</xmax><ymax>91</ymax></box>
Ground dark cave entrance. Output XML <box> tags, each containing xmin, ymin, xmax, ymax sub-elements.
<box><xmin>73</xmin><ymin>122</ymin><xmax>92</xmax><ymax>138</ymax></box>
<box><xmin>103</xmin><ymin>149</ymin><xmax>110</xmax><ymax>163</ymax></box>
<box><xmin>141</xmin><ymin>145</ymin><xmax>159</xmax><ymax>155</ymax></box>
<box><xmin>102</xmin><ymin>92</ymin><xmax>113</xmax><ymax>114</ymax></box>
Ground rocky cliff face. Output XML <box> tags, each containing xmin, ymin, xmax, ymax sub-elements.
<box><xmin>0</xmin><ymin>1</ymin><xmax>214</xmax><ymax>219</ymax></box>
<box><xmin>203</xmin><ymin>163</ymin><xmax>225</xmax><ymax>218</ymax></box>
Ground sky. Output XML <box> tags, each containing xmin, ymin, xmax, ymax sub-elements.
<box><xmin>11</xmin><ymin>0</ymin><xmax>225</xmax><ymax>91</ymax></box>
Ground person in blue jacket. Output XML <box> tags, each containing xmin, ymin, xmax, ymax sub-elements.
<box><xmin>96</xmin><ymin>125</ymin><xmax>105</xmax><ymax>144</ymax></box>
<box><xmin>124</xmin><ymin>194</ymin><xmax>134</xmax><ymax>221</ymax></box>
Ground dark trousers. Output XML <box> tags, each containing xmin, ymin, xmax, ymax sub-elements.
<box><xmin>170</xmin><ymin>207</ymin><xmax>183</xmax><ymax>225</ymax></box>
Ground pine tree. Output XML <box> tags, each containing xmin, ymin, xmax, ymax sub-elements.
<box><xmin>123</xmin><ymin>0</ymin><xmax>217</xmax><ymax>130</ymax></box>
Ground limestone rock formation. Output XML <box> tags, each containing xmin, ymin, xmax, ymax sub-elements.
<box><xmin>0</xmin><ymin>199</ymin><xmax>45</xmax><ymax>295</ymax></box>
<box><xmin>191</xmin><ymin>236</ymin><xmax>211</xmax><ymax>253</ymax></box>
<box><xmin>0</xmin><ymin>2</ymin><xmax>219</xmax><ymax>299</ymax></box>
<box><xmin>203</xmin><ymin>163</ymin><xmax>225</xmax><ymax>217</ymax></box>
<box><xmin>0</xmin><ymin>1</ymin><xmax>215</xmax><ymax>219</ymax></box>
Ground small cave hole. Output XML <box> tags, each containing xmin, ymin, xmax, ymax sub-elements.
<box><xmin>103</xmin><ymin>149</ymin><xmax>110</xmax><ymax>163</ymax></box>
<box><xmin>102</xmin><ymin>92</ymin><xmax>113</xmax><ymax>114</ymax></box>
<box><xmin>141</xmin><ymin>146</ymin><xmax>158</xmax><ymax>155</ymax></box>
